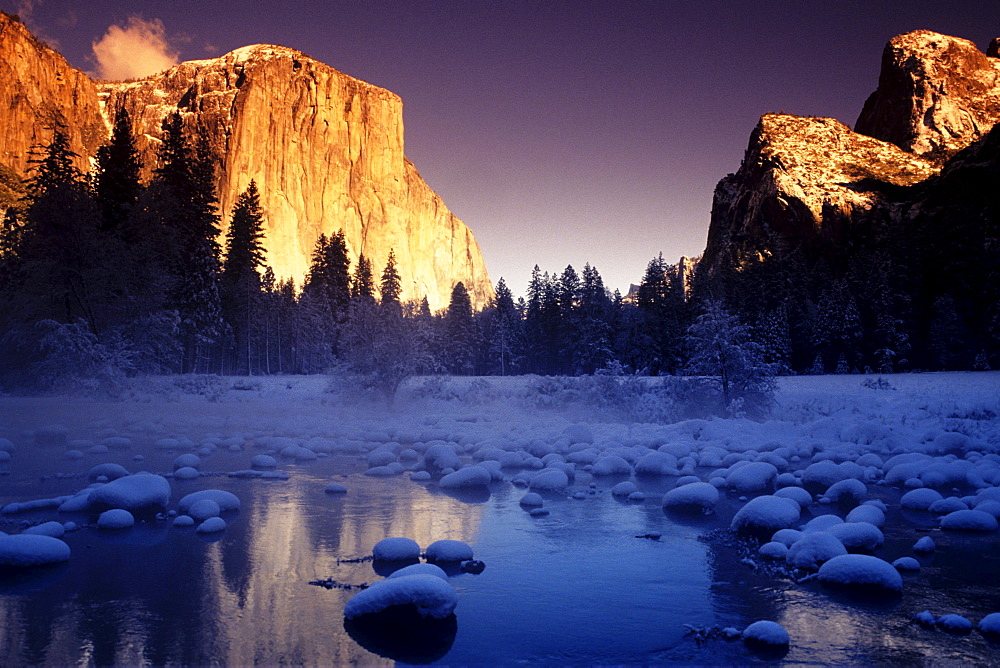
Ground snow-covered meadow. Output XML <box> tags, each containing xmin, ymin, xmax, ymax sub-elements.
<box><xmin>0</xmin><ymin>372</ymin><xmax>998</xmax><ymax>664</ymax></box>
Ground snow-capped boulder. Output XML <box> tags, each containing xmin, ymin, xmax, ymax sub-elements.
<box><xmin>662</xmin><ymin>482</ymin><xmax>719</xmax><ymax>510</ymax></box>
<box><xmin>892</xmin><ymin>557</ymin><xmax>921</xmax><ymax>571</ymax></box>
<box><xmin>611</xmin><ymin>481</ymin><xmax>638</xmax><ymax>497</ymax></box>
<box><xmin>786</xmin><ymin>532</ymin><xmax>847</xmax><ymax>569</ymax></box>
<box><xmin>188</xmin><ymin>499</ymin><xmax>221</xmax><ymax>521</ymax></box>
<box><xmin>97</xmin><ymin>508</ymin><xmax>135</xmax><ymax>529</ymax></box>
<box><xmin>0</xmin><ymin>534</ymin><xmax>70</xmax><ymax>567</ymax></box>
<box><xmin>425</xmin><ymin>539</ymin><xmax>474</xmax><ymax>563</ymax></box>
<box><xmin>634</xmin><ymin>452</ymin><xmax>678</xmax><ymax>476</ymax></box>
<box><xmin>826</xmin><ymin>522</ymin><xmax>884</xmax><ymax>552</ymax></box>
<box><xmin>726</xmin><ymin>462</ymin><xmax>778</xmax><ymax>493</ymax></box>
<box><xmin>89</xmin><ymin>474</ymin><xmax>170</xmax><ymax>513</ymax></box>
<box><xmin>387</xmin><ymin>563</ymin><xmax>448</xmax><ymax>580</ymax></box>
<box><xmin>87</xmin><ymin>463</ymin><xmax>130</xmax><ymax>481</ymax></box>
<box><xmin>731</xmin><ymin>495</ymin><xmax>801</xmax><ymax>535</ymax></box>
<box><xmin>979</xmin><ymin>613</ymin><xmax>1000</xmax><ymax>635</ymax></box>
<box><xmin>771</xmin><ymin>528</ymin><xmax>804</xmax><ymax>547</ymax></box>
<box><xmin>900</xmin><ymin>488</ymin><xmax>944</xmax><ymax>511</ymax></box>
<box><xmin>173</xmin><ymin>454</ymin><xmax>201</xmax><ymax>470</ymax></box>
<box><xmin>439</xmin><ymin>466</ymin><xmax>491</xmax><ymax>490</ymax></box>
<box><xmin>742</xmin><ymin>620</ymin><xmax>789</xmax><ymax>646</ymax></box>
<box><xmin>823</xmin><ymin>479</ymin><xmax>867</xmax><ymax>505</ymax></box>
<box><xmin>846</xmin><ymin>504</ymin><xmax>886</xmax><ymax>528</ymax></box>
<box><xmin>373</xmin><ymin>537</ymin><xmax>421</xmax><ymax>561</ymax></box>
<box><xmin>759</xmin><ymin>542</ymin><xmax>789</xmax><ymax>560</ymax></box>
<box><xmin>251</xmin><ymin>454</ymin><xmax>277</xmax><ymax>468</ymax></box>
<box><xmin>178</xmin><ymin>490</ymin><xmax>241</xmax><ymax>514</ymax></box>
<box><xmin>817</xmin><ymin>554</ymin><xmax>903</xmax><ymax>592</ymax></box>
<box><xmin>802</xmin><ymin>515</ymin><xmax>843</xmax><ymax>533</ymax></box>
<box><xmin>939</xmin><ymin>509</ymin><xmax>998</xmax><ymax>531</ymax></box>
<box><xmin>344</xmin><ymin>574</ymin><xmax>457</xmax><ymax>620</ymax></box>
<box><xmin>174</xmin><ymin>467</ymin><xmax>200</xmax><ymax>480</ymax></box>
<box><xmin>774</xmin><ymin>486</ymin><xmax>812</xmax><ymax>508</ymax></box>
<box><xmin>196</xmin><ymin>517</ymin><xmax>227</xmax><ymax>533</ymax></box>
<box><xmin>22</xmin><ymin>521</ymin><xmax>65</xmax><ymax>538</ymax></box>
<box><xmin>528</xmin><ymin>468</ymin><xmax>569</xmax><ymax>492</ymax></box>
<box><xmin>591</xmin><ymin>456</ymin><xmax>631</xmax><ymax>476</ymax></box>
<box><xmin>937</xmin><ymin>614</ymin><xmax>973</xmax><ymax>633</ymax></box>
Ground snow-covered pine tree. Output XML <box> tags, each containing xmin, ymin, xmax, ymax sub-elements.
<box><xmin>684</xmin><ymin>299</ymin><xmax>777</xmax><ymax>417</ymax></box>
<box><xmin>351</xmin><ymin>253</ymin><xmax>375</xmax><ymax>303</ymax></box>
<box><xmin>379</xmin><ymin>249</ymin><xmax>402</xmax><ymax>311</ymax></box>
<box><xmin>488</xmin><ymin>277</ymin><xmax>522</xmax><ymax>375</ymax></box>
<box><xmin>446</xmin><ymin>281</ymin><xmax>476</xmax><ymax>375</ymax></box>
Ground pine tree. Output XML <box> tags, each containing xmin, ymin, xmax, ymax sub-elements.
<box><xmin>755</xmin><ymin>306</ymin><xmax>792</xmax><ymax>372</ymax></box>
<box><xmin>636</xmin><ymin>254</ymin><xmax>684</xmax><ymax>374</ymax></box>
<box><xmin>523</xmin><ymin>265</ymin><xmax>546</xmax><ymax>373</ymax></box>
<box><xmin>575</xmin><ymin>263</ymin><xmax>613</xmax><ymax>373</ymax></box>
<box><xmin>221</xmin><ymin>180</ymin><xmax>267</xmax><ymax>374</ymax></box>
<box><xmin>148</xmin><ymin>114</ymin><xmax>224</xmax><ymax>372</ymax></box>
<box><xmin>352</xmin><ymin>253</ymin><xmax>375</xmax><ymax>303</ymax></box>
<box><xmin>379</xmin><ymin>249</ymin><xmax>402</xmax><ymax>309</ymax></box>
<box><xmin>814</xmin><ymin>280</ymin><xmax>862</xmax><ymax>373</ymax></box>
<box><xmin>15</xmin><ymin>128</ymin><xmax>102</xmax><ymax>331</ymax></box>
<box><xmin>303</xmin><ymin>230</ymin><xmax>351</xmax><ymax>357</ymax></box>
<box><xmin>488</xmin><ymin>277</ymin><xmax>522</xmax><ymax>375</ymax></box>
<box><xmin>446</xmin><ymin>281</ymin><xmax>476</xmax><ymax>374</ymax></box>
<box><xmin>94</xmin><ymin>108</ymin><xmax>143</xmax><ymax>233</ymax></box>
<box><xmin>304</xmin><ymin>230</ymin><xmax>351</xmax><ymax>318</ymax></box>
<box><xmin>684</xmin><ymin>299</ymin><xmax>777</xmax><ymax>417</ymax></box>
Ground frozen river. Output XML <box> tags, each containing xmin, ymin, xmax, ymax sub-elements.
<box><xmin>0</xmin><ymin>373</ymin><xmax>998</xmax><ymax>665</ymax></box>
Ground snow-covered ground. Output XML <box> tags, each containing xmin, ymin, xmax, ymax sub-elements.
<box><xmin>0</xmin><ymin>372</ymin><xmax>998</xmax><ymax>664</ymax></box>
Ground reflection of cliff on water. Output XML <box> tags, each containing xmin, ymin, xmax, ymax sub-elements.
<box><xmin>0</xmin><ymin>450</ymin><xmax>483</xmax><ymax>664</ymax></box>
<box><xmin>194</xmin><ymin>466</ymin><xmax>483</xmax><ymax>665</ymax></box>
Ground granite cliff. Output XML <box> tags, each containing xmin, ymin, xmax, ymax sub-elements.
<box><xmin>0</xmin><ymin>13</ymin><xmax>493</xmax><ymax>310</ymax></box>
<box><xmin>0</xmin><ymin>14</ymin><xmax>105</xmax><ymax>174</ymax></box>
<box><xmin>703</xmin><ymin>30</ymin><xmax>1000</xmax><ymax>275</ymax></box>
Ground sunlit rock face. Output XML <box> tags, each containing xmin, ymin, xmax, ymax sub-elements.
<box><xmin>703</xmin><ymin>114</ymin><xmax>935</xmax><ymax>271</ymax></box>
<box><xmin>0</xmin><ymin>13</ymin><xmax>106</xmax><ymax>174</ymax></box>
<box><xmin>855</xmin><ymin>30</ymin><xmax>1000</xmax><ymax>163</ymax></box>
<box><xmin>99</xmin><ymin>44</ymin><xmax>494</xmax><ymax>308</ymax></box>
<box><xmin>702</xmin><ymin>30</ymin><xmax>999</xmax><ymax>274</ymax></box>
<box><xmin>0</xmin><ymin>12</ymin><xmax>493</xmax><ymax>309</ymax></box>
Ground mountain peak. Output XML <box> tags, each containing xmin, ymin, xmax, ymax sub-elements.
<box><xmin>0</xmin><ymin>14</ymin><xmax>493</xmax><ymax>309</ymax></box>
<box><xmin>855</xmin><ymin>29</ymin><xmax>1000</xmax><ymax>162</ymax></box>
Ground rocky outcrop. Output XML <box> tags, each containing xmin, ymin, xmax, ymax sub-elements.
<box><xmin>704</xmin><ymin>30</ymin><xmax>999</xmax><ymax>275</ymax></box>
<box><xmin>855</xmin><ymin>30</ymin><xmax>1000</xmax><ymax>163</ymax></box>
<box><xmin>0</xmin><ymin>13</ymin><xmax>106</xmax><ymax>174</ymax></box>
<box><xmin>0</xmin><ymin>13</ymin><xmax>493</xmax><ymax>310</ymax></box>
<box><xmin>703</xmin><ymin>114</ymin><xmax>936</xmax><ymax>271</ymax></box>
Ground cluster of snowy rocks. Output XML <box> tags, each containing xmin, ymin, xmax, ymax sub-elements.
<box><xmin>3</xmin><ymin>393</ymin><xmax>999</xmax><ymax>657</ymax></box>
<box><xmin>342</xmin><ymin>538</ymin><xmax>478</xmax><ymax>621</ymax></box>
<box><xmin>0</xmin><ymin>442</ymin><xmax>243</xmax><ymax>567</ymax></box>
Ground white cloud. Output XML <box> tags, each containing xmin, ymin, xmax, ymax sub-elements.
<box><xmin>91</xmin><ymin>16</ymin><xmax>179</xmax><ymax>81</ymax></box>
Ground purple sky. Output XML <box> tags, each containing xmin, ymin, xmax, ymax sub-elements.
<box><xmin>6</xmin><ymin>1</ymin><xmax>997</xmax><ymax>297</ymax></box>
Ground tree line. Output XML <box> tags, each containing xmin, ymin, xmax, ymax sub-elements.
<box><xmin>0</xmin><ymin>112</ymin><xmax>995</xmax><ymax>392</ymax></box>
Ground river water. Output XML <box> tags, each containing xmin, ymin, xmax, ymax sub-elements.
<box><xmin>0</xmin><ymin>395</ymin><xmax>998</xmax><ymax>665</ymax></box>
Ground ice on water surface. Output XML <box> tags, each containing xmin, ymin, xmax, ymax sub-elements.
<box><xmin>0</xmin><ymin>372</ymin><xmax>996</xmax><ymax>664</ymax></box>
